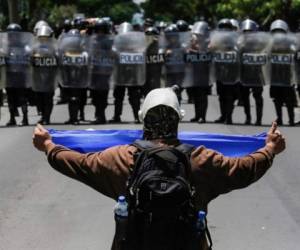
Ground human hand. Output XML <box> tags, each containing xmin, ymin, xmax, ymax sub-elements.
<box><xmin>32</xmin><ymin>124</ymin><xmax>53</xmax><ymax>152</ymax></box>
<box><xmin>265</xmin><ymin>121</ymin><xmax>286</xmax><ymax>155</ymax></box>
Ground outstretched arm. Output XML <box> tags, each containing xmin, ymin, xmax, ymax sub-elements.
<box><xmin>32</xmin><ymin>124</ymin><xmax>135</xmax><ymax>199</ymax></box>
<box><xmin>191</xmin><ymin>122</ymin><xmax>285</xmax><ymax>196</ymax></box>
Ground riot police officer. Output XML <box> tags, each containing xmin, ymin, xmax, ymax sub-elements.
<box><xmin>184</xmin><ymin>21</ymin><xmax>211</xmax><ymax>123</ymax></box>
<box><xmin>73</xmin><ymin>18</ymin><xmax>90</xmax><ymax>121</ymax></box>
<box><xmin>58</xmin><ymin>28</ymin><xmax>89</xmax><ymax>125</ymax></box>
<box><xmin>211</xmin><ymin>19</ymin><xmax>240</xmax><ymax>124</ymax></box>
<box><xmin>144</xmin><ymin>26</ymin><xmax>164</xmax><ymax>95</ymax></box>
<box><xmin>57</xmin><ymin>19</ymin><xmax>72</xmax><ymax>105</ymax></box>
<box><xmin>269</xmin><ymin>20</ymin><xmax>296</xmax><ymax>126</ymax></box>
<box><xmin>31</xmin><ymin>25</ymin><xmax>57</xmax><ymax>125</ymax></box>
<box><xmin>4</xmin><ymin>23</ymin><xmax>33</xmax><ymax>126</ymax></box>
<box><xmin>88</xmin><ymin>18</ymin><xmax>114</xmax><ymax>124</ymax></box>
<box><xmin>163</xmin><ymin>24</ymin><xmax>187</xmax><ymax>103</ymax></box>
<box><xmin>238</xmin><ymin>19</ymin><xmax>269</xmax><ymax>125</ymax></box>
<box><xmin>110</xmin><ymin>22</ymin><xmax>146</xmax><ymax>123</ymax></box>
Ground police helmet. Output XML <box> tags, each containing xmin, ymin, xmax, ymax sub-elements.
<box><xmin>33</xmin><ymin>20</ymin><xmax>49</xmax><ymax>34</ymax></box>
<box><xmin>145</xmin><ymin>26</ymin><xmax>160</xmax><ymax>36</ymax></box>
<box><xmin>176</xmin><ymin>20</ymin><xmax>189</xmax><ymax>32</ymax></box>
<box><xmin>37</xmin><ymin>25</ymin><xmax>53</xmax><ymax>37</ymax></box>
<box><xmin>241</xmin><ymin>19</ymin><xmax>258</xmax><ymax>32</ymax></box>
<box><xmin>230</xmin><ymin>19</ymin><xmax>240</xmax><ymax>31</ymax></box>
<box><xmin>164</xmin><ymin>24</ymin><xmax>179</xmax><ymax>33</ymax></box>
<box><xmin>144</xmin><ymin>18</ymin><xmax>154</xmax><ymax>27</ymax></box>
<box><xmin>94</xmin><ymin>18</ymin><xmax>112</xmax><ymax>34</ymax></box>
<box><xmin>118</xmin><ymin>22</ymin><xmax>133</xmax><ymax>34</ymax></box>
<box><xmin>7</xmin><ymin>23</ymin><xmax>22</xmax><ymax>32</ymax></box>
<box><xmin>217</xmin><ymin>18</ymin><xmax>234</xmax><ymax>30</ymax></box>
<box><xmin>73</xmin><ymin>17</ymin><xmax>89</xmax><ymax>30</ymax></box>
<box><xmin>157</xmin><ymin>21</ymin><xmax>167</xmax><ymax>32</ymax></box>
<box><xmin>270</xmin><ymin>19</ymin><xmax>289</xmax><ymax>33</ymax></box>
<box><xmin>63</xmin><ymin>19</ymin><xmax>72</xmax><ymax>31</ymax></box>
<box><xmin>192</xmin><ymin>21</ymin><xmax>209</xmax><ymax>35</ymax></box>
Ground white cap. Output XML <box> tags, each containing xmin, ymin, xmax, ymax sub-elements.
<box><xmin>138</xmin><ymin>87</ymin><xmax>185</xmax><ymax>123</ymax></box>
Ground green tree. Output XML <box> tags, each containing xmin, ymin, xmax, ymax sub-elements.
<box><xmin>142</xmin><ymin>0</ymin><xmax>199</xmax><ymax>22</ymax></box>
<box><xmin>48</xmin><ymin>5</ymin><xmax>77</xmax><ymax>29</ymax></box>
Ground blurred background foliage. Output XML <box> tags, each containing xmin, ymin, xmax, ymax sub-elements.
<box><xmin>1</xmin><ymin>0</ymin><xmax>300</xmax><ymax>31</ymax></box>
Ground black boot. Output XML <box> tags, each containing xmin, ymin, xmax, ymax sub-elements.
<box><xmin>255</xmin><ymin>99</ymin><xmax>263</xmax><ymax>126</ymax></box>
<box><xmin>215</xmin><ymin>96</ymin><xmax>226</xmax><ymax>123</ymax></box>
<box><xmin>43</xmin><ymin>102</ymin><xmax>53</xmax><ymax>125</ymax></box>
<box><xmin>6</xmin><ymin>108</ymin><xmax>16</xmax><ymax>126</ymax></box>
<box><xmin>287</xmin><ymin>104</ymin><xmax>295</xmax><ymax>126</ymax></box>
<box><xmin>199</xmin><ymin>94</ymin><xmax>208</xmax><ymax>124</ymax></box>
<box><xmin>191</xmin><ymin>97</ymin><xmax>201</xmax><ymax>122</ymax></box>
<box><xmin>21</xmin><ymin>105</ymin><xmax>29</xmax><ymax>126</ymax></box>
<box><xmin>79</xmin><ymin>106</ymin><xmax>85</xmax><ymax>121</ymax></box>
<box><xmin>133</xmin><ymin>108</ymin><xmax>140</xmax><ymax>124</ymax></box>
<box><xmin>65</xmin><ymin>98</ymin><xmax>79</xmax><ymax>125</ymax></box>
<box><xmin>110</xmin><ymin>100</ymin><xmax>123</xmax><ymax>123</ymax></box>
<box><xmin>274</xmin><ymin>101</ymin><xmax>283</xmax><ymax>125</ymax></box>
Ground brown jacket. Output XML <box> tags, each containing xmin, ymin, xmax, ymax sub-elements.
<box><xmin>45</xmin><ymin>142</ymin><xmax>275</xmax><ymax>250</ymax></box>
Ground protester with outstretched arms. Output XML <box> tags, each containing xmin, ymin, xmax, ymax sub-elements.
<box><xmin>33</xmin><ymin>87</ymin><xmax>285</xmax><ymax>250</ymax></box>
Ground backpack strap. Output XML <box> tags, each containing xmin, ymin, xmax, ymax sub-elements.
<box><xmin>132</xmin><ymin>139</ymin><xmax>159</xmax><ymax>151</ymax></box>
<box><xmin>175</xmin><ymin>143</ymin><xmax>195</xmax><ymax>156</ymax></box>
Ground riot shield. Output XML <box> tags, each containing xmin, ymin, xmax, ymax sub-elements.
<box><xmin>145</xmin><ymin>35</ymin><xmax>164</xmax><ymax>92</ymax></box>
<box><xmin>210</xmin><ymin>31</ymin><xmax>239</xmax><ymax>85</ymax></box>
<box><xmin>238</xmin><ymin>32</ymin><xmax>271</xmax><ymax>87</ymax></box>
<box><xmin>0</xmin><ymin>33</ymin><xmax>5</xmax><ymax>89</ymax></box>
<box><xmin>293</xmin><ymin>33</ymin><xmax>300</xmax><ymax>84</ymax></box>
<box><xmin>31</xmin><ymin>37</ymin><xmax>58</xmax><ymax>92</ymax></box>
<box><xmin>113</xmin><ymin>31</ymin><xmax>146</xmax><ymax>86</ymax></box>
<box><xmin>183</xmin><ymin>32</ymin><xmax>211</xmax><ymax>88</ymax></box>
<box><xmin>161</xmin><ymin>32</ymin><xmax>190</xmax><ymax>87</ymax></box>
<box><xmin>269</xmin><ymin>33</ymin><xmax>296</xmax><ymax>87</ymax></box>
<box><xmin>58</xmin><ymin>33</ymin><xmax>88</xmax><ymax>88</ymax></box>
<box><xmin>2</xmin><ymin>32</ymin><xmax>33</xmax><ymax>88</ymax></box>
<box><xmin>87</xmin><ymin>34</ymin><xmax>115</xmax><ymax>90</ymax></box>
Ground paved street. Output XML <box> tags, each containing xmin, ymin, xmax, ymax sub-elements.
<box><xmin>0</xmin><ymin>88</ymin><xmax>299</xmax><ymax>250</ymax></box>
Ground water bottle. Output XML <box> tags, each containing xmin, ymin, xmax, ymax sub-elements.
<box><xmin>114</xmin><ymin>196</ymin><xmax>128</xmax><ymax>242</ymax></box>
<box><xmin>196</xmin><ymin>210</ymin><xmax>206</xmax><ymax>233</ymax></box>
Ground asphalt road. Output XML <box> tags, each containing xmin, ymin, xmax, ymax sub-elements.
<box><xmin>0</xmin><ymin>88</ymin><xmax>299</xmax><ymax>250</ymax></box>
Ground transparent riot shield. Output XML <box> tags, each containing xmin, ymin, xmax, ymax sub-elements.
<box><xmin>145</xmin><ymin>34</ymin><xmax>164</xmax><ymax>92</ymax></box>
<box><xmin>183</xmin><ymin>32</ymin><xmax>211</xmax><ymax>88</ymax></box>
<box><xmin>210</xmin><ymin>31</ymin><xmax>239</xmax><ymax>85</ymax></box>
<box><xmin>113</xmin><ymin>31</ymin><xmax>146</xmax><ymax>86</ymax></box>
<box><xmin>160</xmin><ymin>32</ymin><xmax>190</xmax><ymax>87</ymax></box>
<box><xmin>87</xmin><ymin>34</ymin><xmax>115</xmax><ymax>90</ymax></box>
<box><xmin>31</xmin><ymin>37</ymin><xmax>58</xmax><ymax>92</ymax></box>
<box><xmin>293</xmin><ymin>33</ymin><xmax>300</xmax><ymax>85</ymax></box>
<box><xmin>3</xmin><ymin>32</ymin><xmax>33</xmax><ymax>88</ymax></box>
<box><xmin>269</xmin><ymin>33</ymin><xmax>296</xmax><ymax>87</ymax></box>
<box><xmin>0</xmin><ymin>33</ymin><xmax>5</xmax><ymax>89</ymax></box>
<box><xmin>58</xmin><ymin>33</ymin><xmax>88</xmax><ymax>88</ymax></box>
<box><xmin>238</xmin><ymin>32</ymin><xmax>271</xmax><ymax>87</ymax></box>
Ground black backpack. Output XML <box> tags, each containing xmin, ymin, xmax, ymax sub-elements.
<box><xmin>120</xmin><ymin>139</ymin><xmax>212</xmax><ymax>250</ymax></box>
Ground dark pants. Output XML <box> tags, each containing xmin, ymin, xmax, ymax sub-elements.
<box><xmin>189</xmin><ymin>87</ymin><xmax>210</xmax><ymax>121</ymax></box>
<box><xmin>241</xmin><ymin>86</ymin><xmax>263</xmax><ymax>124</ymax></box>
<box><xmin>270</xmin><ymin>86</ymin><xmax>296</xmax><ymax>125</ymax></box>
<box><xmin>35</xmin><ymin>92</ymin><xmax>54</xmax><ymax>123</ymax></box>
<box><xmin>216</xmin><ymin>81</ymin><xmax>239</xmax><ymax>123</ymax></box>
<box><xmin>65</xmin><ymin>88</ymin><xmax>83</xmax><ymax>123</ymax></box>
<box><xmin>112</xmin><ymin>86</ymin><xmax>141</xmax><ymax>121</ymax></box>
<box><xmin>6</xmin><ymin>87</ymin><xmax>29</xmax><ymax>123</ymax></box>
<box><xmin>91</xmin><ymin>89</ymin><xmax>109</xmax><ymax>122</ymax></box>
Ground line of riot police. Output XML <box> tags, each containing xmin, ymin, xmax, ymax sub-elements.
<box><xmin>0</xmin><ymin>17</ymin><xmax>299</xmax><ymax>126</ymax></box>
